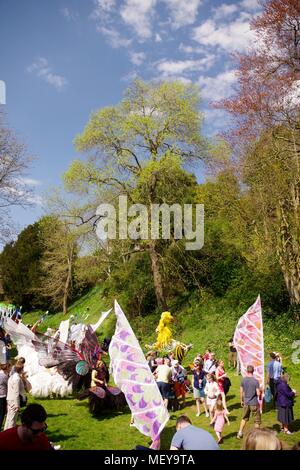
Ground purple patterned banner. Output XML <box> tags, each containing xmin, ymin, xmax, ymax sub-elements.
<box><xmin>109</xmin><ymin>300</ymin><xmax>169</xmax><ymax>446</ymax></box>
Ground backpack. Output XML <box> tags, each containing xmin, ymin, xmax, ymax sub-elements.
<box><xmin>223</xmin><ymin>377</ymin><xmax>231</xmax><ymax>395</ymax></box>
<box><xmin>264</xmin><ymin>385</ymin><xmax>272</xmax><ymax>403</ymax></box>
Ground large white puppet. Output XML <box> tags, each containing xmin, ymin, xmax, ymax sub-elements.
<box><xmin>4</xmin><ymin>318</ymin><xmax>72</xmax><ymax>397</ymax></box>
<box><xmin>3</xmin><ymin>309</ymin><xmax>112</xmax><ymax>398</ymax></box>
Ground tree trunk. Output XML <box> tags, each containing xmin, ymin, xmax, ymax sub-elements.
<box><xmin>277</xmin><ymin>200</ymin><xmax>300</xmax><ymax>310</ymax></box>
<box><xmin>148</xmin><ymin>239</ymin><xmax>168</xmax><ymax>310</ymax></box>
<box><xmin>63</xmin><ymin>245</ymin><xmax>74</xmax><ymax>315</ymax></box>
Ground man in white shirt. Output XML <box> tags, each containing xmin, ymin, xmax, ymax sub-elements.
<box><xmin>204</xmin><ymin>352</ymin><xmax>217</xmax><ymax>374</ymax></box>
<box><xmin>154</xmin><ymin>357</ymin><xmax>172</xmax><ymax>408</ymax></box>
<box><xmin>4</xmin><ymin>365</ymin><xmax>26</xmax><ymax>430</ymax></box>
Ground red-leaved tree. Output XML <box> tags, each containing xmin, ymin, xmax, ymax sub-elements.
<box><xmin>216</xmin><ymin>0</ymin><xmax>300</xmax><ymax>311</ymax></box>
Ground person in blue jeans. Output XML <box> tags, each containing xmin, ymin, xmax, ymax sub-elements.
<box><xmin>192</xmin><ymin>360</ymin><xmax>209</xmax><ymax>417</ymax></box>
<box><xmin>267</xmin><ymin>352</ymin><xmax>282</xmax><ymax>405</ymax></box>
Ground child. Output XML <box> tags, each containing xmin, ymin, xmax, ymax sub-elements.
<box><xmin>210</xmin><ymin>399</ymin><xmax>229</xmax><ymax>444</ymax></box>
<box><xmin>204</xmin><ymin>373</ymin><xmax>220</xmax><ymax>419</ymax></box>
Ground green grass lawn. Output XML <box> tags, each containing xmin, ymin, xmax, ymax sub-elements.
<box><xmin>4</xmin><ymin>288</ymin><xmax>300</xmax><ymax>450</ymax></box>
<box><xmin>25</xmin><ymin>372</ymin><xmax>300</xmax><ymax>450</ymax></box>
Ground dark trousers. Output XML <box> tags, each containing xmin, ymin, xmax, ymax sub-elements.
<box><xmin>270</xmin><ymin>379</ymin><xmax>279</xmax><ymax>405</ymax></box>
<box><xmin>270</xmin><ymin>378</ymin><xmax>276</xmax><ymax>397</ymax></box>
<box><xmin>0</xmin><ymin>397</ymin><xmax>7</xmax><ymax>430</ymax></box>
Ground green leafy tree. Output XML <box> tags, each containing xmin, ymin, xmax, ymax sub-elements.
<box><xmin>0</xmin><ymin>222</ymin><xmax>45</xmax><ymax>309</ymax></box>
<box><xmin>64</xmin><ymin>80</ymin><xmax>207</xmax><ymax>310</ymax></box>
<box><xmin>37</xmin><ymin>216</ymin><xmax>78</xmax><ymax>315</ymax></box>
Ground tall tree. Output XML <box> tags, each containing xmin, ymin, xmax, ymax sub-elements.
<box><xmin>0</xmin><ymin>222</ymin><xmax>45</xmax><ymax>309</ymax></box>
<box><xmin>64</xmin><ymin>80</ymin><xmax>207</xmax><ymax>310</ymax></box>
<box><xmin>218</xmin><ymin>0</ymin><xmax>300</xmax><ymax>142</ymax></box>
<box><xmin>37</xmin><ymin>216</ymin><xmax>78</xmax><ymax>315</ymax></box>
<box><xmin>0</xmin><ymin>114</ymin><xmax>33</xmax><ymax>243</ymax></box>
<box><xmin>217</xmin><ymin>0</ymin><xmax>300</xmax><ymax>309</ymax></box>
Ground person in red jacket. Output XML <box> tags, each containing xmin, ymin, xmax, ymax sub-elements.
<box><xmin>0</xmin><ymin>404</ymin><xmax>52</xmax><ymax>451</ymax></box>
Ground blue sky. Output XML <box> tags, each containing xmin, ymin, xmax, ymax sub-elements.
<box><xmin>0</xmin><ymin>0</ymin><xmax>261</xmax><ymax>235</ymax></box>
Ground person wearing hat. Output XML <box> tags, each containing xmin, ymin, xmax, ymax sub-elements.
<box><xmin>171</xmin><ymin>360</ymin><xmax>187</xmax><ymax>408</ymax></box>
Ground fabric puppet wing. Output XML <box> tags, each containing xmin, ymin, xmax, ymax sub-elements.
<box><xmin>233</xmin><ymin>295</ymin><xmax>265</xmax><ymax>388</ymax></box>
<box><xmin>32</xmin><ymin>325</ymin><xmax>100</xmax><ymax>386</ymax></box>
<box><xmin>109</xmin><ymin>300</ymin><xmax>169</xmax><ymax>448</ymax></box>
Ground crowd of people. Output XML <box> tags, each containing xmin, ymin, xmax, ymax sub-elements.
<box><xmin>145</xmin><ymin>343</ymin><xmax>298</xmax><ymax>450</ymax></box>
<box><xmin>0</xmin><ymin>324</ymin><xmax>299</xmax><ymax>451</ymax></box>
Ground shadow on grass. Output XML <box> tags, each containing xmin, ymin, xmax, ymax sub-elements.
<box><xmin>228</xmin><ymin>402</ymin><xmax>242</xmax><ymax>412</ymax></box>
<box><xmin>160</xmin><ymin>425</ymin><xmax>177</xmax><ymax>449</ymax></box>
<box><xmin>270</xmin><ymin>423</ymin><xmax>281</xmax><ymax>433</ymax></box>
<box><xmin>47</xmin><ymin>413</ymin><xmax>68</xmax><ymax>418</ymax></box>
<box><xmin>226</xmin><ymin>395</ymin><xmax>235</xmax><ymax>402</ymax></box>
<box><xmin>290</xmin><ymin>419</ymin><xmax>300</xmax><ymax>433</ymax></box>
<box><xmin>35</xmin><ymin>396</ymin><xmax>76</xmax><ymax>402</ymax></box>
<box><xmin>263</xmin><ymin>404</ymin><xmax>277</xmax><ymax>415</ymax></box>
<box><xmin>227</xmin><ymin>415</ymin><xmax>237</xmax><ymax>422</ymax></box>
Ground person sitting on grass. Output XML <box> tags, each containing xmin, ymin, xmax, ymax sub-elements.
<box><xmin>0</xmin><ymin>404</ymin><xmax>52</xmax><ymax>451</ymax></box>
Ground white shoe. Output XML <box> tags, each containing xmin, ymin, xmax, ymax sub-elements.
<box><xmin>53</xmin><ymin>445</ymin><xmax>61</xmax><ymax>450</ymax></box>
<box><xmin>205</xmin><ymin>412</ymin><xmax>209</xmax><ymax>417</ymax></box>
<box><xmin>196</xmin><ymin>412</ymin><xmax>200</xmax><ymax>417</ymax></box>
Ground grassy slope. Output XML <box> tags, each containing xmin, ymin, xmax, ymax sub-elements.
<box><xmin>10</xmin><ymin>288</ymin><xmax>300</xmax><ymax>449</ymax></box>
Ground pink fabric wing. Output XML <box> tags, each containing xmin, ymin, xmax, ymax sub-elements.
<box><xmin>109</xmin><ymin>300</ymin><xmax>169</xmax><ymax>448</ymax></box>
<box><xmin>233</xmin><ymin>295</ymin><xmax>265</xmax><ymax>389</ymax></box>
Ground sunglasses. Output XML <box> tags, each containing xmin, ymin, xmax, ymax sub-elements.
<box><xmin>29</xmin><ymin>423</ymin><xmax>47</xmax><ymax>435</ymax></box>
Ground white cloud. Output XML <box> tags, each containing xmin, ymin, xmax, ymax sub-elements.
<box><xmin>163</xmin><ymin>0</ymin><xmax>202</xmax><ymax>28</ymax></box>
<box><xmin>27</xmin><ymin>194</ymin><xmax>43</xmax><ymax>206</ymax></box>
<box><xmin>121</xmin><ymin>70</ymin><xmax>139</xmax><ymax>83</ymax></box>
<box><xmin>203</xmin><ymin>107</ymin><xmax>231</xmax><ymax>134</ymax></box>
<box><xmin>18</xmin><ymin>178</ymin><xmax>42</xmax><ymax>187</ymax></box>
<box><xmin>239</xmin><ymin>0</ymin><xmax>260</xmax><ymax>11</ymax></box>
<box><xmin>192</xmin><ymin>16</ymin><xmax>255</xmax><ymax>52</ymax></box>
<box><xmin>155</xmin><ymin>75</ymin><xmax>192</xmax><ymax>84</ymax></box>
<box><xmin>156</xmin><ymin>55</ymin><xmax>215</xmax><ymax>76</ymax></box>
<box><xmin>129</xmin><ymin>51</ymin><xmax>146</xmax><ymax>66</ymax></box>
<box><xmin>198</xmin><ymin>70</ymin><xmax>237</xmax><ymax>101</ymax></box>
<box><xmin>26</xmin><ymin>58</ymin><xmax>68</xmax><ymax>91</ymax></box>
<box><xmin>120</xmin><ymin>0</ymin><xmax>157</xmax><ymax>39</ymax></box>
<box><xmin>179</xmin><ymin>43</ymin><xmax>208</xmax><ymax>55</ymax></box>
<box><xmin>155</xmin><ymin>33</ymin><xmax>162</xmax><ymax>42</ymax></box>
<box><xmin>212</xmin><ymin>3</ymin><xmax>238</xmax><ymax>20</ymax></box>
<box><xmin>98</xmin><ymin>26</ymin><xmax>132</xmax><ymax>48</ymax></box>
<box><xmin>92</xmin><ymin>0</ymin><xmax>116</xmax><ymax>16</ymax></box>
<box><xmin>61</xmin><ymin>7</ymin><xmax>79</xmax><ymax>21</ymax></box>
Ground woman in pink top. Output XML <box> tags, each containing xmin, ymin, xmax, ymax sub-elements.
<box><xmin>216</xmin><ymin>360</ymin><xmax>229</xmax><ymax>413</ymax></box>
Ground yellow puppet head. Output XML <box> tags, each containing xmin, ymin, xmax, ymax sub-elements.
<box><xmin>155</xmin><ymin>311</ymin><xmax>174</xmax><ymax>349</ymax></box>
<box><xmin>160</xmin><ymin>311</ymin><xmax>173</xmax><ymax>326</ymax></box>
